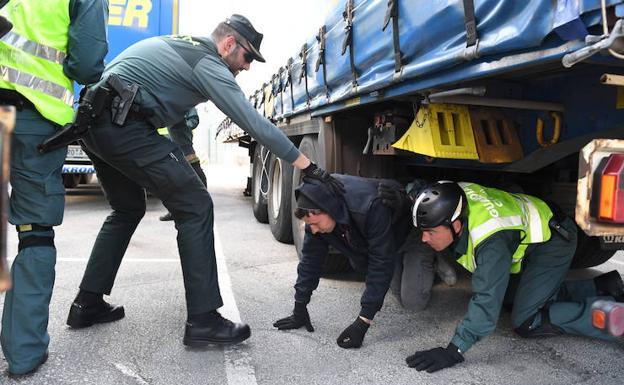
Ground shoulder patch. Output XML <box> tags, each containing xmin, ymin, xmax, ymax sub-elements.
<box><xmin>163</xmin><ymin>35</ymin><xmax>212</xmax><ymax>70</ymax></box>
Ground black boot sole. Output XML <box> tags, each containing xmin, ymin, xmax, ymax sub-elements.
<box><xmin>66</xmin><ymin>306</ymin><xmax>125</xmax><ymax>329</ymax></box>
<box><xmin>183</xmin><ymin>328</ymin><xmax>251</xmax><ymax>347</ymax></box>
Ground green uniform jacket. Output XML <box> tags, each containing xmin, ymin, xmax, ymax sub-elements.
<box><xmin>450</xmin><ymin>227</ymin><xmax>521</xmax><ymax>353</ymax></box>
<box><xmin>102</xmin><ymin>35</ymin><xmax>300</xmax><ymax>163</ymax></box>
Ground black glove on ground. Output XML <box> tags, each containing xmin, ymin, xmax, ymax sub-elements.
<box><xmin>302</xmin><ymin>162</ymin><xmax>345</xmax><ymax>196</ymax></box>
<box><xmin>191</xmin><ymin>161</ymin><xmax>207</xmax><ymax>187</ymax></box>
<box><xmin>406</xmin><ymin>343</ymin><xmax>464</xmax><ymax>373</ymax></box>
<box><xmin>377</xmin><ymin>183</ymin><xmax>412</xmax><ymax>223</ymax></box>
<box><xmin>336</xmin><ymin>317</ymin><xmax>370</xmax><ymax>349</ymax></box>
<box><xmin>273</xmin><ymin>302</ymin><xmax>314</xmax><ymax>332</ymax></box>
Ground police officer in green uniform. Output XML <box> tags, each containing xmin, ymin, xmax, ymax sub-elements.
<box><xmin>159</xmin><ymin>107</ymin><xmax>205</xmax><ymax>221</ymax></box>
<box><xmin>0</xmin><ymin>0</ymin><xmax>108</xmax><ymax>376</ymax></box>
<box><xmin>404</xmin><ymin>181</ymin><xmax>623</xmax><ymax>373</ymax></box>
<box><xmin>65</xmin><ymin>14</ymin><xmax>339</xmax><ymax>347</ymax></box>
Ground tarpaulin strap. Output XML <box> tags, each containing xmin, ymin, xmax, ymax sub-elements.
<box><xmin>277</xmin><ymin>66</ymin><xmax>285</xmax><ymax>113</ymax></box>
<box><xmin>271</xmin><ymin>73</ymin><xmax>280</xmax><ymax>97</ymax></box>
<box><xmin>315</xmin><ymin>25</ymin><xmax>330</xmax><ymax>98</ymax></box>
<box><xmin>286</xmin><ymin>57</ymin><xmax>295</xmax><ymax>110</ymax></box>
<box><xmin>383</xmin><ymin>0</ymin><xmax>402</xmax><ymax>73</ymax></box>
<box><xmin>299</xmin><ymin>43</ymin><xmax>310</xmax><ymax>106</ymax></box>
<box><xmin>462</xmin><ymin>0</ymin><xmax>479</xmax><ymax>59</ymax></box>
<box><xmin>18</xmin><ymin>235</ymin><xmax>54</xmax><ymax>252</ymax></box>
<box><xmin>261</xmin><ymin>85</ymin><xmax>268</xmax><ymax>118</ymax></box>
<box><xmin>341</xmin><ymin>0</ymin><xmax>358</xmax><ymax>87</ymax></box>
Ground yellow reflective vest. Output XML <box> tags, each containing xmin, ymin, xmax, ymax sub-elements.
<box><xmin>0</xmin><ymin>0</ymin><xmax>74</xmax><ymax>125</ymax></box>
<box><xmin>457</xmin><ymin>182</ymin><xmax>553</xmax><ymax>273</ymax></box>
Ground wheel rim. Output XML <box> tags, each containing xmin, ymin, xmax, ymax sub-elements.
<box><xmin>270</xmin><ymin>158</ymin><xmax>282</xmax><ymax>219</ymax></box>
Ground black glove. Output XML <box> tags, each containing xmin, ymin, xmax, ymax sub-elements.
<box><xmin>377</xmin><ymin>183</ymin><xmax>412</xmax><ymax>223</ymax></box>
<box><xmin>273</xmin><ymin>302</ymin><xmax>314</xmax><ymax>332</ymax></box>
<box><xmin>302</xmin><ymin>162</ymin><xmax>345</xmax><ymax>196</ymax></box>
<box><xmin>405</xmin><ymin>343</ymin><xmax>464</xmax><ymax>373</ymax></box>
<box><xmin>190</xmin><ymin>161</ymin><xmax>207</xmax><ymax>187</ymax></box>
<box><xmin>336</xmin><ymin>317</ymin><xmax>370</xmax><ymax>349</ymax></box>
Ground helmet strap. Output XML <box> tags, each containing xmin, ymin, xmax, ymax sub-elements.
<box><xmin>449</xmin><ymin>220</ymin><xmax>461</xmax><ymax>243</ymax></box>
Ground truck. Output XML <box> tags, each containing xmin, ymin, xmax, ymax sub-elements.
<box><xmin>218</xmin><ymin>0</ymin><xmax>624</xmax><ymax>272</ymax></box>
<box><xmin>62</xmin><ymin>0</ymin><xmax>179</xmax><ymax>188</ymax></box>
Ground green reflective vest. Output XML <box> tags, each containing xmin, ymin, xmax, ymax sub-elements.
<box><xmin>0</xmin><ymin>0</ymin><xmax>74</xmax><ymax>125</ymax></box>
<box><xmin>457</xmin><ymin>182</ymin><xmax>553</xmax><ymax>274</ymax></box>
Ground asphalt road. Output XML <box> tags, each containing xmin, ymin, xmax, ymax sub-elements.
<box><xmin>0</xmin><ymin>164</ymin><xmax>623</xmax><ymax>385</ymax></box>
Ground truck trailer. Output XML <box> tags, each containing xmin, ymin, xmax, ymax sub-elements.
<box><xmin>219</xmin><ymin>0</ymin><xmax>624</xmax><ymax>272</ymax></box>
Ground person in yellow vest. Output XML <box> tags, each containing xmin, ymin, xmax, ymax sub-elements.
<box><xmin>405</xmin><ymin>181</ymin><xmax>623</xmax><ymax>373</ymax></box>
<box><xmin>0</xmin><ymin>0</ymin><xmax>108</xmax><ymax>376</ymax></box>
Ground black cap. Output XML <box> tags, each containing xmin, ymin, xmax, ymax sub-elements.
<box><xmin>224</xmin><ymin>14</ymin><xmax>265</xmax><ymax>63</ymax></box>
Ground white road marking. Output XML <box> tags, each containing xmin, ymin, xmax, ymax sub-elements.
<box><xmin>214</xmin><ymin>226</ymin><xmax>258</xmax><ymax>385</ymax></box>
<box><xmin>113</xmin><ymin>363</ymin><xmax>150</xmax><ymax>385</ymax></box>
<box><xmin>606</xmin><ymin>258</ymin><xmax>624</xmax><ymax>268</ymax></box>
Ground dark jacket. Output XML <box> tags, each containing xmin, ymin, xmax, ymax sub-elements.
<box><xmin>293</xmin><ymin>174</ymin><xmax>409</xmax><ymax>319</ymax></box>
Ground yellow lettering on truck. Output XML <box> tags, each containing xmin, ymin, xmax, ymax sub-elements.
<box><xmin>108</xmin><ymin>0</ymin><xmax>152</xmax><ymax>28</ymax></box>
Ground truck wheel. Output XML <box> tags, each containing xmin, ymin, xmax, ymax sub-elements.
<box><xmin>291</xmin><ymin>135</ymin><xmax>351</xmax><ymax>274</ymax></box>
<box><xmin>252</xmin><ymin>144</ymin><xmax>270</xmax><ymax>224</ymax></box>
<box><xmin>62</xmin><ymin>173</ymin><xmax>81</xmax><ymax>189</ymax></box>
<box><xmin>80</xmin><ymin>173</ymin><xmax>95</xmax><ymax>185</ymax></box>
<box><xmin>570</xmin><ymin>232</ymin><xmax>617</xmax><ymax>269</ymax></box>
<box><xmin>268</xmin><ymin>153</ymin><xmax>294</xmax><ymax>243</ymax></box>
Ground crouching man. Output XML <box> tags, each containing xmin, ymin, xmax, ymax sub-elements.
<box><xmin>405</xmin><ymin>181</ymin><xmax>623</xmax><ymax>373</ymax></box>
<box><xmin>273</xmin><ymin>174</ymin><xmax>409</xmax><ymax>348</ymax></box>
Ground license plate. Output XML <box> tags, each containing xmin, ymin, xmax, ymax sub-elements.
<box><xmin>66</xmin><ymin>145</ymin><xmax>89</xmax><ymax>161</ymax></box>
<box><xmin>599</xmin><ymin>235</ymin><xmax>624</xmax><ymax>250</ymax></box>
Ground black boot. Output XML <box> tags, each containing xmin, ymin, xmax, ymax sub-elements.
<box><xmin>594</xmin><ymin>270</ymin><xmax>624</xmax><ymax>301</ymax></box>
<box><xmin>66</xmin><ymin>290</ymin><xmax>125</xmax><ymax>329</ymax></box>
<box><xmin>183</xmin><ymin>310</ymin><xmax>251</xmax><ymax>346</ymax></box>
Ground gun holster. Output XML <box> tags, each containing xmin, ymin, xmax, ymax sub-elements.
<box><xmin>37</xmin><ymin>74</ymin><xmax>139</xmax><ymax>154</ymax></box>
<box><xmin>106</xmin><ymin>73</ymin><xmax>139</xmax><ymax>126</ymax></box>
<box><xmin>545</xmin><ymin>200</ymin><xmax>572</xmax><ymax>242</ymax></box>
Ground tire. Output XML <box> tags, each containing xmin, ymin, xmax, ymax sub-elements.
<box><xmin>62</xmin><ymin>173</ymin><xmax>81</xmax><ymax>189</ymax></box>
<box><xmin>570</xmin><ymin>232</ymin><xmax>617</xmax><ymax>269</ymax></box>
<box><xmin>268</xmin><ymin>153</ymin><xmax>294</xmax><ymax>243</ymax></box>
<box><xmin>251</xmin><ymin>144</ymin><xmax>270</xmax><ymax>224</ymax></box>
<box><xmin>291</xmin><ymin>135</ymin><xmax>351</xmax><ymax>274</ymax></box>
<box><xmin>80</xmin><ymin>173</ymin><xmax>95</xmax><ymax>185</ymax></box>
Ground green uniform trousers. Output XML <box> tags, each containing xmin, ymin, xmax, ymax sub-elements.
<box><xmin>1</xmin><ymin>108</ymin><xmax>66</xmax><ymax>374</ymax></box>
<box><xmin>78</xmin><ymin>112</ymin><xmax>223</xmax><ymax>315</ymax></box>
<box><xmin>509</xmin><ymin>217</ymin><xmax>617</xmax><ymax>341</ymax></box>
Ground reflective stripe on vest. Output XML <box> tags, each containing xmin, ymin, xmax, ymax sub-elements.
<box><xmin>456</xmin><ymin>182</ymin><xmax>553</xmax><ymax>274</ymax></box>
<box><xmin>1</xmin><ymin>31</ymin><xmax>66</xmax><ymax>64</ymax></box>
<box><xmin>0</xmin><ymin>0</ymin><xmax>73</xmax><ymax>126</ymax></box>
<box><xmin>1</xmin><ymin>66</ymin><xmax>73</xmax><ymax>105</ymax></box>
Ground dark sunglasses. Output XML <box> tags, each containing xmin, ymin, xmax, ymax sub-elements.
<box><xmin>235</xmin><ymin>39</ymin><xmax>255</xmax><ymax>63</ymax></box>
<box><xmin>294</xmin><ymin>207</ymin><xmax>323</xmax><ymax>220</ymax></box>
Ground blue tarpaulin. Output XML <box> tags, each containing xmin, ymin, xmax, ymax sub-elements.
<box><xmin>264</xmin><ymin>0</ymin><xmax>623</xmax><ymax>119</ymax></box>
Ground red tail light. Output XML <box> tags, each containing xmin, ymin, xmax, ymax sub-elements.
<box><xmin>595</xmin><ymin>154</ymin><xmax>624</xmax><ymax>223</ymax></box>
